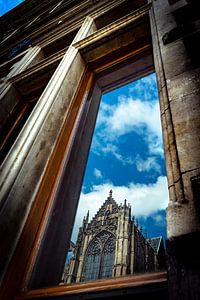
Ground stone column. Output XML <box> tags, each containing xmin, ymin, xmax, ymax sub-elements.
<box><xmin>114</xmin><ymin>206</ymin><xmax>123</xmax><ymax>277</ymax></box>
<box><xmin>76</xmin><ymin>234</ymin><xmax>90</xmax><ymax>282</ymax></box>
<box><xmin>65</xmin><ymin>257</ymin><xmax>75</xmax><ymax>284</ymax></box>
<box><xmin>0</xmin><ymin>16</ymin><xmax>96</xmax><ymax>287</ymax></box>
<box><xmin>149</xmin><ymin>0</ymin><xmax>200</xmax><ymax>298</ymax></box>
<box><xmin>114</xmin><ymin>201</ymin><xmax>129</xmax><ymax>276</ymax></box>
<box><xmin>121</xmin><ymin>203</ymin><xmax>130</xmax><ymax>276</ymax></box>
<box><xmin>130</xmin><ymin>217</ymin><xmax>135</xmax><ymax>274</ymax></box>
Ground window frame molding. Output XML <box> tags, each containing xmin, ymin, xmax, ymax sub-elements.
<box><xmin>16</xmin><ymin>272</ymin><xmax>167</xmax><ymax>300</ymax></box>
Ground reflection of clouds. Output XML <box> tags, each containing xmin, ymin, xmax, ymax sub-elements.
<box><xmin>106</xmin><ymin>97</ymin><xmax>161</xmax><ymax>139</ymax></box>
<box><xmin>92</xmin><ymin>91</ymin><xmax>163</xmax><ymax>161</ymax></box>
<box><xmin>128</xmin><ymin>73</ymin><xmax>159</xmax><ymax>101</ymax></box>
<box><xmin>136</xmin><ymin>155</ymin><xmax>161</xmax><ymax>174</ymax></box>
<box><xmin>70</xmin><ymin>74</ymin><xmax>167</xmax><ymax>242</ymax></box>
<box><xmin>71</xmin><ymin>177</ymin><xmax>168</xmax><ymax>242</ymax></box>
<box><xmin>90</xmin><ymin>73</ymin><xmax>163</xmax><ymax>173</ymax></box>
<box><xmin>94</xmin><ymin>168</ymin><xmax>103</xmax><ymax>179</ymax></box>
<box><xmin>152</xmin><ymin>213</ymin><xmax>166</xmax><ymax>227</ymax></box>
<box><xmin>101</xmin><ymin>143</ymin><xmax>134</xmax><ymax>166</ymax></box>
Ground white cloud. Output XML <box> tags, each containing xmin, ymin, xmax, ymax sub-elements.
<box><xmin>92</xmin><ymin>96</ymin><xmax>164</xmax><ymax>158</ymax></box>
<box><xmin>95</xmin><ymin>102</ymin><xmax>114</xmax><ymax>128</ymax></box>
<box><xmin>146</xmin><ymin>134</ymin><xmax>164</xmax><ymax>157</ymax></box>
<box><xmin>128</xmin><ymin>73</ymin><xmax>158</xmax><ymax>101</ymax></box>
<box><xmin>100</xmin><ymin>143</ymin><xmax>134</xmax><ymax>165</ymax></box>
<box><xmin>152</xmin><ymin>214</ymin><xmax>166</xmax><ymax>227</ymax></box>
<box><xmin>71</xmin><ymin>176</ymin><xmax>169</xmax><ymax>241</ymax></box>
<box><xmin>136</xmin><ymin>155</ymin><xmax>161</xmax><ymax>174</ymax></box>
<box><xmin>94</xmin><ymin>168</ymin><xmax>103</xmax><ymax>179</ymax></box>
<box><xmin>106</xmin><ymin>97</ymin><xmax>162</xmax><ymax>143</ymax></box>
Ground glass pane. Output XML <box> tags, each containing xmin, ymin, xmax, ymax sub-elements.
<box><xmin>62</xmin><ymin>73</ymin><xmax>168</xmax><ymax>284</ymax></box>
<box><xmin>83</xmin><ymin>242</ymin><xmax>101</xmax><ymax>281</ymax></box>
<box><xmin>100</xmin><ymin>236</ymin><xmax>116</xmax><ymax>279</ymax></box>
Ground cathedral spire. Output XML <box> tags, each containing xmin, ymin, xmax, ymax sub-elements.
<box><xmin>109</xmin><ymin>189</ymin><xmax>113</xmax><ymax>198</ymax></box>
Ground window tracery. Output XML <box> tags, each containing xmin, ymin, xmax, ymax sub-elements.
<box><xmin>100</xmin><ymin>236</ymin><xmax>116</xmax><ymax>278</ymax></box>
<box><xmin>82</xmin><ymin>231</ymin><xmax>116</xmax><ymax>281</ymax></box>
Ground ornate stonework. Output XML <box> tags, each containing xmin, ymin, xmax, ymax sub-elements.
<box><xmin>62</xmin><ymin>191</ymin><xmax>165</xmax><ymax>283</ymax></box>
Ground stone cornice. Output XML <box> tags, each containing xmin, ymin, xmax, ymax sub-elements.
<box><xmin>25</xmin><ymin>0</ymin><xmax>128</xmax><ymax>48</ymax></box>
<box><xmin>73</xmin><ymin>3</ymin><xmax>151</xmax><ymax>52</ymax></box>
<box><xmin>9</xmin><ymin>48</ymin><xmax>67</xmax><ymax>86</ymax></box>
<box><xmin>0</xmin><ymin>0</ymin><xmax>129</xmax><ymax>62</ymax></box>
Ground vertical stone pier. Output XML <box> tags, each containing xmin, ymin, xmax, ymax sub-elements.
<box><xmin>150</xmin><ymin>0</ymin><xmax>200</xmax><ymax>298</ymax></box>
<box><xmin>0</xmin><ymin>16</ymin><xmax>97</xmax><ymax>288</ymax></box>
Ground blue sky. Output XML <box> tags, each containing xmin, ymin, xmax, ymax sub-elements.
<box><xmin>0</xmin><ymin>0</ymin><xmax>24</xmax><ymax>16</ymax></box>
<box><xmin>72</xmin><ymin>73</ymin><xmax>168</xmax><ymax>243</ymax></box>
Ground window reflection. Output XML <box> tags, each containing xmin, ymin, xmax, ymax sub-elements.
<box><xmin>62</xmin><ymin>74</ymin><xmax>167</xmax><ymax>284</ymax></box>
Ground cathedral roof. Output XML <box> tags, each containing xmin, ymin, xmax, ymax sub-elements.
<box><xmin>90</xmin><ymin>190</ymin><xmax>119</xmax><ymax>222</ymax></box>
<box><xmin>148</xmin><ymin>236</ymin><xmax>163</xmax><ymax>254</ymax></box>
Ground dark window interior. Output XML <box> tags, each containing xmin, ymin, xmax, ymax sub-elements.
<box><xmin>0</xmin><ymin>64</ymin><xmax>58</xmax><ymax>165</ymax></box>
<box><xmin>173</xmin><ymin>2</ymin><xmax>200</xmax><ymax>68</ymax></box>
<box><xmin>43</xmin><ymin>29</ymin><xmax>79</xmax><ymax>58</ymax></box>
<box><xmin>95</xmin><ymin>0</ymin><xmax>147</xmax><ymax>30</ymax></box>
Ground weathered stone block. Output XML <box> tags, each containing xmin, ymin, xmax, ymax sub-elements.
<box><xmin>161</xmin><ymin>40</ymin><xmax>191</xmax><ymax>79</ymax></box>
<box><xmin>167</xmin><ymin>200</ymin><xmax>199</xmax><ymax>237</ymax></box>
<box><xmin>170</xmin><ymin>94</ymin><xmax>200</xmax><ymax>172</ymax></box>
<box><xmin>167</xmin><ymin>68</ymin><xmax>200</xmax><ymax>101</ymax></box>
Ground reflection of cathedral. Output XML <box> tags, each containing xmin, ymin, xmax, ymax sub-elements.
<box><xmin>63</xmin><ymin>191</ymin><xmax>165</xmax><ymax>283</ymax></box>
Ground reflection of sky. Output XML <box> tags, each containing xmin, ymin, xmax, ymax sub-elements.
<box><xmin>0</xmin><ymin>0</ymin><xmax>24</xmax><ymax>16</ymax></box>
<box><xmin>72</xmin><ymin>73</ymin><xmax>168</xmax><ymax>243</ymax></box>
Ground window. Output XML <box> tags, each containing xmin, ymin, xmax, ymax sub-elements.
<box><xmin>62</xmin><ymin>73</ymin><xmax>167</xmax><ymax>285</ymax></box>
<box><xmin>83</xmin><ymin>238</ymin><xmax>102</xmax><ymax>281</ymax></box>
<box><xmin>100</xmin><ymin>236</ymin><xmax>116</xmax><ymax>278</ymax></box>
<box><xmin>82</xmin><ymin>233</ymin><xmax>116</xmax><ymax>281</ymax></box>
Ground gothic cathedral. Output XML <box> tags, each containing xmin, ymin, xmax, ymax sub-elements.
<box><xmin>63</xmin><ymin>191</ymin><xmax>165</xmax><ymax>283</ymax></box>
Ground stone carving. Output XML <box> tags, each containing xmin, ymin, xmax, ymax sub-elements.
<box><xmin>103</xmin><ymin>237</ymin><xmax>115</xmax><ymax>254</ymax></box>
<box><xmin>63</xmin><ymin>192</ymin><xmax>164</xmax><ymax>284</ymax></box>
<box><xmin>87</xmin><ymin>239</ymin><xmax>102</xmax><ymax>255</ymax></box>
<box><xmin>98</xmin><ymin>231</ymin><xmax>111</xmax><ymax>244</ymax></box>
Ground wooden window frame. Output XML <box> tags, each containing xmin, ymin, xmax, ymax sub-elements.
<box><xmin>17</xmin><ymin>272</ymin><xmax>167</xmax><ymax>299</ymax></box>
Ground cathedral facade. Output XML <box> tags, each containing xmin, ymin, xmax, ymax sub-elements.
<box><xmin>63</xmin><ymin>191</ymin><xmax>165</xmax><ymax>283</ymax></box>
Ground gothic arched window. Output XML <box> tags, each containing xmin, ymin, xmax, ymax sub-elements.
<box><xmin>82</xmin><ymin>232</ymin><xmax>116</xmax><ymax>281</ymax></box>
<box><xmin>99</xmin><ymin>236</ymin><xmax>116</xmax><ymax>279</ymax></box>
<box><xmin>83</xmin><ymin>239</ymin><xmax>102</xmax><ymax>281</ymax></box>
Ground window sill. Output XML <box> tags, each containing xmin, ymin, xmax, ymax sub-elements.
<box><xmin>16</xmin><ymin>271</ymin><xmax>167</xmax><ymax>299</ymax></box>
